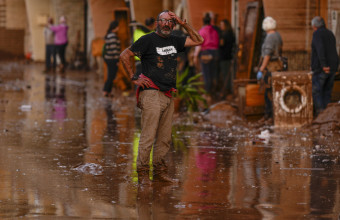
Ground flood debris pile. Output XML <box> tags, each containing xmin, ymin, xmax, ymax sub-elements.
<box><xmin>175</xmin><ymin>99</ymin><xmax>340</xmax><ymax>151</ymax></box>
<box><xmin>201</xmin><ymin>99</ymin><xmax>339</xmax><ymax>136</ymax></box>
<box><xmin>200</xmin><ymin>101</ymin><xmax>246</xmax><ymax>128</ymax></box>
<box><xmin>172</xmin><ymin>100</ymin><xmax>256</xmax><ymax>150</ymax></box>
<box><xmin>309</xmin><ymin>103</ymin><xmax>340</xmax><ymax>135</ymax></box>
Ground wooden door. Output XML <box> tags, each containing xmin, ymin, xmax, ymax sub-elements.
<box><xmin>113</xmin><ymin>8</ymin><xmax>132</xmax><ymax>91</ymax></box>
<box><xmin>236</xmin><ymin>2</ymin><xmax>262</xmax><ymax>80</ymax></box>
<box><xmin>234</xmin><ymin>2</ymin><xmax>265</xmax><ymax>116</ymax></box>
<box><xmin>114</xmin><ymin>8</ymin><xmax>131</xmax><ymax>51</ymax></box>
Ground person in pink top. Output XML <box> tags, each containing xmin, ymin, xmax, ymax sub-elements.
<box><xmin>50</xmin><ymin>16</ymin><xmax>68</xmax><ymax>72</ymax></box>
<box><xmin>194</xmin><ymin>13</ymin><xmax>219</xmax><ymax>96</ymax></box>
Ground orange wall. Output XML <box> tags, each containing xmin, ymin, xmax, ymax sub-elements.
<box><xmin>263</xmin><ymin>0</ymin><xmax>312</xmax><ymax>51</ymax></box>
<box><xmin>133</xmin><ymin>0</ymin><xmax>162</xmax><ymax>26</ymax></box>
<box><xmin>187</xmin><ymin>0</ymin><xmax>232</xmax><ymax>31</ymax></box>
<box><xmin>90</xmin><ymin>0</ymin><xmax>126</xmax><ymax>38</ymax></box>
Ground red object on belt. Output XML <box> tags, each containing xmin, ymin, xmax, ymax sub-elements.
<box><xmin>136</xmin><ymin>74</ymin><xmax>177</xmax><ymax>105</ymax></box>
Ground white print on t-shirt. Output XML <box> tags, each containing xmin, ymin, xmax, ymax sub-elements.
<box><xmin>156</xmin><ymin>46</ymin><xmax>177</xmax><ymax>55</ymax></box>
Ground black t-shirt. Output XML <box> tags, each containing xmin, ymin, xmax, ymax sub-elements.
<box><xmin>130</xmin><ymin>32</ymin><xmax>186</xmax><ymax>91</ymax></box>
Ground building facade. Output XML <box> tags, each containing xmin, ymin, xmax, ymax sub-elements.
<box><xmin>0</xmin><ymin>0</ymin><xmax>339</xmax><ymax>73</ymax></box>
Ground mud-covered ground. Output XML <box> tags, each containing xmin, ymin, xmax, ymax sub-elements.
<box><xmin>0</xmin><ymin>61</ymin><xmax>339</xmax><ymax>219</ymax></box>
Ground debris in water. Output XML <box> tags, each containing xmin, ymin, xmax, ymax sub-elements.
<box><xmin>258</xmin><ymin>129</ymin><xmax>270</xmax><ymax>139</ymax></box>
<box><xmin>72</xmin><ymin>163</ymin><xmax>104</xmax><ymax>175</ymax></box>
<box><xmin>174</xmin><ymin>204</ymin><xmax>186</xmax><ymax>209</ymax></box>
<box><xmin>20</xmin><ymin>105</ymin><xmax>32</xmax><ymax>111</ymax></box>
<box><xmin>258</xmin><ymin>129</ymin><xmax>270</xmax><ymax>144</ymax></box>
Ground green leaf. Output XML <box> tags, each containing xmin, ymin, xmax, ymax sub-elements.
<box><xmin>189</xmin><ymin>82</ymin><xmax>204</xmax><ymax>86</ymax></box>
<box><xmin>187</xmin><ymin>73</ymin><xmax>202</xmax><ymax>83</ymax></box>
<box><xmin>186</xmin><ymin>87</ymin><xmax>197</xmax><ymax>92</ymax></box>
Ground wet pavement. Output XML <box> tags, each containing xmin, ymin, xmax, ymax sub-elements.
<box><xmin>0</xmin><ymin>61</ymin><xmax>340</xmax><ymax>219</ymax></box>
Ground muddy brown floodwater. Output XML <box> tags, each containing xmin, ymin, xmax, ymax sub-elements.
<box><xmin>0</xmin><ymin>61</ymin><xmax>340</xmax><ymax>219</ymax></box>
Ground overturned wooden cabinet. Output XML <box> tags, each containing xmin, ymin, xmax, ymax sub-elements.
<box><xmin>272</xmin><ymin>71</ymin><xmax>313</xmax><ymax>127</ymax></box>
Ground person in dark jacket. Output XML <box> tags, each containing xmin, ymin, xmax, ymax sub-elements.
<box><xmin>219</xmin><ymin>19</ymin><xmax>235</xmax><ymax>99</ymax></box>
<box><xmin>43</xmin><ymin>17</ymin><xmax>56</xmax><ymax>73</ymax></box>
<box><xmin>311</xmin><ymin>16</ymin><xmax>339</xmax><ymax>116</ymax></box>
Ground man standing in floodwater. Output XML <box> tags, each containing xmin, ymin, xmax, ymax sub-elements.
<box><xmin>311</xmin><ymin>16</ymin><xmax>339</xmax><ymax>116</ymax></box>
<box><xmin>120</xmin><ymin>10</ymin><xmax>203</xmax><ymax>186</ymax></box>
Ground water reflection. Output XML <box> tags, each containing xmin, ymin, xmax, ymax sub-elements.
<box><xmin>45</xmin><ymin>74</ymin><xmax>67</xmax><ymax>123</ymax></box>
<box><xmin>170</xmin><ymin>124</ymin><xmax>340</xmax><ymax>219</ymax></box>
<box><xmin>310</xmin><ymin>154</ymin><xmax>337</xmax><ymax>219</ymax></box>
<box><xmin>137</xmin><ymin>183</ymin><xmax>180</xmax><ymax>220</ymax></box>
<box><xmin>308</xmin><ymin>137</ymin><xmax>339</xmax><ymax>219</ymax></box>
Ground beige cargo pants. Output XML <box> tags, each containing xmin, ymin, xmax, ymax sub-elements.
<box><xmin>137</xmin><ymin>90</ymin><xmax>174</xmax><ymax>172</ymax></box>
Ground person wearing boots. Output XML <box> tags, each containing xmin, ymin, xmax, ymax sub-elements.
<box><xmin>120</xmin><ymin>10</ymin><xmax>203</xmax><ymax>186</ymax></box>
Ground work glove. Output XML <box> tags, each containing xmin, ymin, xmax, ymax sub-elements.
<box><xmin>257</xmin><ymin>71</ymin><xmax>263</xmax><ymax>80</ymax></box>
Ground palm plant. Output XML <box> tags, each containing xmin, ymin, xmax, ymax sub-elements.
<box><xmin>174</xmin><ymin>67</ymin><xmax>207</xmax><ymax>112</ymax></box>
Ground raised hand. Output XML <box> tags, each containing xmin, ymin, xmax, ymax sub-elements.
<box><xmin>168</xmin><ymin>11</ymin><xmax>186</xmax><ymax>25</ymax></box>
